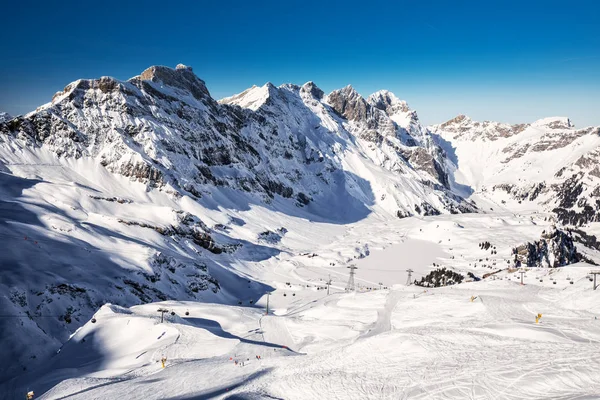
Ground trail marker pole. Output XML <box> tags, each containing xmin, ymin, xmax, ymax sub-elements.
<box><xmin>519</xmin><ymin>270</ymin><xmax>526</xmax><ymax>285</ymax></box>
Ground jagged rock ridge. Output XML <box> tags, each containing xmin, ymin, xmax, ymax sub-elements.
<box><xmin>2</xmin><ymin>65</ymin><xmax>475</xmax><ymax>218</ymax></box>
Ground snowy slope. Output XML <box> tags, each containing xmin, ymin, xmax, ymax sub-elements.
<box><xmin>10</xmin><ymin>259</ymin><xmax>600</xmax><ymax>399</ymax></box>
<box><xmin>5</xmin><ymin>206</ymin><xmax>600</xmax><ymax>399</ymax></box>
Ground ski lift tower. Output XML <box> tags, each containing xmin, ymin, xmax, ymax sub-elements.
<box><xmin>346</xmin><ymin>265</ymin><xmax>358</xmax><ymax>292</ymax></box>
<box><xmin>591</xmin><ymin>270</ymin><xmax>600</xmax><ymax>290</ymax></box>
<box><xmin>157</xmin><ymin>308</ymin><xmax>169</xmax><ymax>323</ymax></box>
<box><xmin>406</xmin><ymin>269</ymin><xmax>414</xmax><ymax>286</ymax></box>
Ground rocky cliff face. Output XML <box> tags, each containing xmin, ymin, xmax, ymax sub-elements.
<box><xmin>513</xmin><ymin>228</ymin><xmax>583</xmax><ymax>268</ymax></box>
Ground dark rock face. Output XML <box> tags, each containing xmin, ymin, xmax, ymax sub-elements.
<box><xmin>552</xmin><ymin>174</ymin><xmax>600</xmax><ymax>226</ymax></box>
<box><xmin>405</xmin><ymin>147</ymin><xmax>449</xmax><ymax>187</ymax></box>
<box><xmin>414</xmin><ymin>202</ymin><xmax>441</xmax><ymax>216</ymax></box>
<box><xmin>138</xmin><ymin>64</ymin><xmax>211</xmax><ymax>100</ymax></box>
<box><xmin>569</xmin><ymin>228</ymin><xmax>600</xmax><ymax>252</ymax></box>
<box><xmin>300</xmin><ymin>81</ymin><xmax>324</xmax><ymax>100</ymax></box>
<box><xmin>327</xmin><ymin>85</ymin><xmax>370</xmax><ymax>122</ymax></box>
<box><xmin>513</xmin><ymin>228</ymin><xmax>582</xmax><ymax>268</ymax></box>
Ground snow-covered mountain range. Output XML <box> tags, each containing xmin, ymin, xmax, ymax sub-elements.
<box><xmin>431</xmin><ymin>114</ymin><xmax>600</xmax><ymax>225</ymax></box>
<box><xmin>1</xmin><ymin>64</ymin><xmax>600</xmax><ymax>392</ymax></box>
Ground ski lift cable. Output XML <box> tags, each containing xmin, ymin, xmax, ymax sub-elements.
<box><xmin>359</xmin><ymin>268</ymin><xmax>425</xmax><ymax>276</ymax></box>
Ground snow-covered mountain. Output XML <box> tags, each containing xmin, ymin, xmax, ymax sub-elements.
<box><xmin>2</xmin><ymin>64</ymin><xmax>600</xmax><ymax>395</ymax></box>
<box><xmin>431</xmin><ymin>115</ymin><xmax>600</xmax><ymax>225</ymax></box>
<box><xmin>0</xmin><ymin>64</ymin><xmax>475</xmax><ymax>383</ymax></box>
<box><xmin>0</xmin><ymin>111</ymin><xmax>11</xmax><ymax>123</ymax></box>
<box><xmin>3</xmin><ymin>64</ymin><xmax>472</xmax><ymax>218</ymax></box>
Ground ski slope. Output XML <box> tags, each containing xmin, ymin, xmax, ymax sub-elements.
<box><xmin>13</xmin><ymin>269</ymin><xmax>600</xmax><ymax>400</ymax></box>
<box><xmin>4</xmin><ymin>210</ymin><xmax>600</xmax><ymax>399</ymax></box>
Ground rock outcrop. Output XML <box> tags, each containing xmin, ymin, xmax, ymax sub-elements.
<box><xmin>512</xmin><ymin>228</ymin><xmax>582</xmax><ymax>268</ymax></box>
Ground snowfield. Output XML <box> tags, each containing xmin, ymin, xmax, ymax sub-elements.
<box><xmin>15</xmin><ymin>265</ymin><xmax>600</xmax><ymax>399</ymax></box>
<box><xmin>5</xmin><ymin>208</ymin><xmax>600</xmax><ymax>399</ymax></box>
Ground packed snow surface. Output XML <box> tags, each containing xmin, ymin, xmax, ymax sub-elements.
<box><xmin>5</xmin><ymin>210</ymin><xmax>600</xmax><ymax>399</ymax></box>
<box><xmin>14</xmin><ymin>263</ymin><xmax>600</xmax><ymax>399</ymax></box>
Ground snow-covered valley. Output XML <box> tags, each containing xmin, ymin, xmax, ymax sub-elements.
<box><xmin>2</xmin><ymin>64</ymin><xmax>600</xmax><ymax>399</ymax></box>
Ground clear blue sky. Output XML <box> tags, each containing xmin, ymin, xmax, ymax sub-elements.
<box><xmin>1</xmin><ymin>0</ymin><xmax>599</xmax><ymax>126</ymax></box>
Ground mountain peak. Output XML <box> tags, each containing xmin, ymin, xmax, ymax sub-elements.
<box><xmin>219</xmin><ymin>83</ymin><xmax>277</xmax><ymax>110</ymax></box>
<box><xmin>445</xmin><ymin>114</ymin><xmax>472</xmax><ymax>125</ymax></box>
<box><xmin>135</xmin><ymin>64</ymin><xmax>210</xmax><ymax>100</ymax></box>
<box><xmin>175</xmin><ymin>63</ymin><xmax>192</xmax><ymax>71</ymax></box>
<box><xmin>367</xmin><ymin>90</ymin><xmax>411</xmax><ymax>117</ymax></box>
<box><xmin>0</xmin><ymin>112</ymin><xmax>11</xmax><ymax>123</ymax></box>
<box><xmin>531</xmin><ymin>116</ymin><xmax>574</xmax><ymax>129</ymax></box>
<box><xmin>326</xmin><ymin>85</ymin><xmax>369</xmax><ymax>121</ymax></box>
<box><xmin>341</xmin><ymin>84</ymin><xmax>359</xmax><ymax>95</ymax></box>
<box><xmin>300</xmin><ymin>81</ymin><xmax>324</xmax><ymax>99</ymax></box>
<box><xmin>368</xmin><ymin>90</ymin><xmax>401</xmax><ymax>103</ymax></box>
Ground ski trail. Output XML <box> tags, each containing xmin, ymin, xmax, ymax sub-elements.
<box><xmin>260</xmin><ymin>315</ymin><xmax>299</xmax><ymax>352</ymax></box>
<box><xmin>362</xmin><ymin>288</ymin><xmax>402</xmax><ymax>338</ymax></box>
